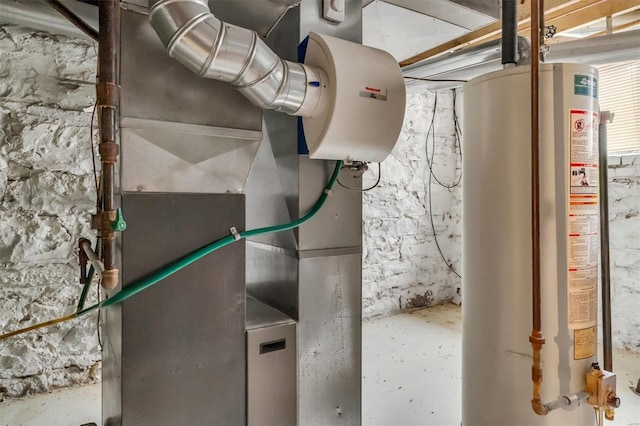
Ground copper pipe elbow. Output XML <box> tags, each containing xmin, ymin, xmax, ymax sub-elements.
<box><xmin>101</xmin><ymin>268</ymin><xmax>119</xmax><ymax>289</ymax></box>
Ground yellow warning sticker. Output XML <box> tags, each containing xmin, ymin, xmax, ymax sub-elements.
<box><xmin>574</xmin><ymin>326</ymin><xmax>596</xmax><ymax>360</ymax></box>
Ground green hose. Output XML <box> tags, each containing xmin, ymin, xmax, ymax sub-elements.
<box><xmin>76</xmin><ymin>265</ymin><xmax>95</xmax><ymax>312</ymax></box>
<box><xmin>76</xmin><ymin>160</ymin><xmax>343</xmax><ymax>317</ymax></box>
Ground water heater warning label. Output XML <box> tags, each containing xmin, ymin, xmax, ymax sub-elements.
<box><xmin>568</xmin><ymin>110</ymin><xmax>599</xmax><ymax>331</ymax></box>
<box><xmin>574</xmin><ymin>326</ymin><xmax>596</xmax><ymax>360</ymax></box>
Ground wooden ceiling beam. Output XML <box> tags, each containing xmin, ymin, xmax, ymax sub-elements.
<box><xmin>464</xmin><ymin>0</ymin><xmax>640</xmax><ymax>49</ymax></box>
<box><xmin>543</xmin><ymin>0</ymin><xmax>640</xmax><ymax>34</ymax></box>
<box><xmin>399</xmin><ymin>0</ymin><xmax>640</xmax><ymax>67</ymax></box>
<box><xmin>587</xmin><ymin>16</ymin><xmax>640</xmax><ymax>37</ymax></box>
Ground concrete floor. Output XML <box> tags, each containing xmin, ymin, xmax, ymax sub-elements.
<box><xmin>1</xmin><ymin>304</ymin><xmax>639</xmax><ymax>425</ymax></box>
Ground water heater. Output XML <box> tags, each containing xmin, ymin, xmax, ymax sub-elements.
<box><xmin>462</xmin><ymin>63</ymin><xmax>599</xmax><ymax>425</ymax></box>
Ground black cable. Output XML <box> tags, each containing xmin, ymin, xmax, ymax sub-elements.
<box><xmin>337</xmin><ymin>163</ymin><xmax>381</xmax><ymax>192</ymax></box>
<box><xmin>88</xmin><ymin>102</ymin><xmax>103</xmax><ymax>350</ymax></box>
<box><xmin>46</xmin><ymin>0</ymin><xmax>99</xmax><ymax>41</ymax></box>
<box><xmin>428</xmin><ymin>166</ymin><xmax>462</xmax><ymax>279</ymax></box>
<box><xmin>89</xmin><ymin>101</ymin><xmax>99</xmax><ymax>207</ymax></box>
<box><xmin>96</xmin><ymin>279</ymin><xmax>103</xmax><ymax>351</ymax></box>
<box><xmin>425</xmin><ymin>92</ymin><xmax>462</xmax><ymax>189</ymax></box>
<box><xmin>405</xmin><ymin>76</ymin><xmax>468</xmax><ymax>83</ymax></box>
<box><xmin>453</xmin><ymin>89</ymin><xmax>463</xmax><ymax>147</ymax></box>
<box><xmin>96</xmin><ymin>239</ymin><xmax>103</xmax><ymax>350</ymax></box>
<box><xmin>425</xmin><ymin>90</ymin><xmax>462</xmax><ymax>279</ymax></box>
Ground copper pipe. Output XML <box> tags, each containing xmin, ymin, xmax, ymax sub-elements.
<box><xmin>529</xmin><ymin>0</ymin><xmax>548</xmax><ymax>416</ymax></box>
<box><xmin>46</xmin><ymin>0</ymin><xmax>98</xmax><ymax>41</ymax></box>
<box><xmin>97</xmin><ymin>0</ymin><xmax>120</xmax><ymax>289</ymax></box>
<box><xmin>599</xmin><ymin>111</ymin><xmax>614</xmax><ymax>372</ymax></box>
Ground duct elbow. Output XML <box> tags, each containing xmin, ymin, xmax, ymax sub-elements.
<box><xmin>148</xmin><ymin>0</ymin><xmax>317</xmax><ymax>116</ymax></box>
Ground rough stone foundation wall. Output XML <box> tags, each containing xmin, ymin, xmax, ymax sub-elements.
<box><xmin>0</xmin><ymin>25</ymin><xmax>100</xmax><ymax>398</ymax></box>
<box><xmin>607</xmin><ymin>153</ymin><xmax>640</xmax><ymax>351</ymax></box>
<box><xmin>362</xmin><ymin>90</ymin><xmax>463</xmax><ymax>318</ymax></box>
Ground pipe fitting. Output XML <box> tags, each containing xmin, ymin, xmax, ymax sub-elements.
<box><xmin>98</xmin><ymin>142</ymin><xmax>119</xmax><ymax>163</ymax></box>
<box><xmin>531</xmin><ymin>399</ymin><xmax>549</xmax><ymax>416</ymax></box>
<box><xmin>101</xmin><ymin>268</ymin><xmax>119</xmax><ymax>290</ymax></box>
<box><xmin>80</xmin><ymin>239</ymin><xmax>105</xmax><ymax>277</ymax></box>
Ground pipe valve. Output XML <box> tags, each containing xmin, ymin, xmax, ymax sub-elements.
<box><xmin>585</xmin><ymin>363</ymin><xmax>620</xmax><ymax>422</ymax></box>
<box><xmin>111</xmin><ymin>208</ymin><xmax>127</xmax><ymax>232</ymax></box>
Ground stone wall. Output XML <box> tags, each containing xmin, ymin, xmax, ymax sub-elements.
<box><xmin>607</xmin><ymin>153</ymin><xmax>640</xmax><ymax>351</ymax></box>
<box><xmin>362</xmin><ymin>90</ymin><xmax>463</xmax><ymax>318</ymax></box>
<box><xmin>0</xmin><ymin>25</ymin><xmax>100</xmax><ymax>398</ymax></box>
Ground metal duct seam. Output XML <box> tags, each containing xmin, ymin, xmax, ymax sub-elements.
<box><xmin>148</xmin><ymin>0</ymin><xmax>325</xmax><ymax>116</ymax></box>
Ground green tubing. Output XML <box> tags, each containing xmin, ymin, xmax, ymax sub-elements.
<box><xmin>76</xmin><ymin>266</ymin><xmax>95</xmax><ymax>312</ymax></box>
<box><xmin>77</xmin><ymin>240</ymin><xmax>100</xmax><ymax>312</ymax></box>
<box><xmin>77</xmin><ymin>160</ymin><xmax>343</xmax><ymax>318</ymax></box>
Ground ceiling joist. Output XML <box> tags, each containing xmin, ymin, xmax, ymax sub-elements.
<box><xmin>400</xmin><ymin>0</ymin><xmax>640</xmax><ymax>67</ymax></box>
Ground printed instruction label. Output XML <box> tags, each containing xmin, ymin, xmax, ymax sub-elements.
<box><xmin>574</xmin><ymin>326</ymin><xmax>596</xmax><ymax>360</ymax></box>
<box><xmin>568</xmin><ymin>110</ymin><xmax>599</xmax><ymax>330</ymax></box>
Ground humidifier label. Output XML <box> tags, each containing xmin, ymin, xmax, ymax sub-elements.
<box><xmin>574</xmin><ymin>75</ymin><xmax>598</xmax><ymax>98</ymax></box>
<box><xmin>359</xmin><ymin>86</ymin><xmax>387</xmax><ymax>101</ymax></box>
<box><xmin>568</xmin><ymin>110</ymin><xmax>599</xmax><ymax>331</ymax></box>
<box><xmin>574</xmin><ymin>326</ymin><xmax>596</xmax><ymax>360</ymax></box>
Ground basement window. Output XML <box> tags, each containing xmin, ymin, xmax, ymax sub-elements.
<box><xmin>597</xmin><ymin>60</ymin><xmax>640</xmax><ymax>154</ymax></box>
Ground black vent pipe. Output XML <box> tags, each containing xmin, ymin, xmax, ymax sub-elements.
<box><xmin>502</xmin><ymin>0</ymin><xmax>518</xmax><ymax>65</ymax></box>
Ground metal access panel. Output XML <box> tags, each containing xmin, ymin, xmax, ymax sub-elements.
<box><xmin>298</xmin><ymin>254</ymin><xmax>362</xmax><ymax>426</ymax></box>
<box><xmin>246</xmin><ymin>296</ymin><xmax>297</xmax><ymax>426</ymax></box>
<box><xmin>102</xmin><ymin>193</ymin><xmax>246</xmax><ymax>426</ymax></box>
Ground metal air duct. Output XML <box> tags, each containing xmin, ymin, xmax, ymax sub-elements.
<box><xmin>148</xmin><ymin>0</ymin><xmax>406</xmax><ymax>163</ymax></box>
<box><xmin>148</xmin><ymin>0</ymin><xmax>325</xmax><ymax>116</ymax></box>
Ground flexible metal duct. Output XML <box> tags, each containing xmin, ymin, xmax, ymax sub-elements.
<box><xmin>148</xmin><ymin>0</ymin><xmax>324</xmax><ymax>116</ymax></box>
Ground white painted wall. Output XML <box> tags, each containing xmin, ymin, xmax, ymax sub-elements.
<box><xmin>0</xmin><ymin>25</ymin><xmax>100</xmax><ymax>398</ymax></box>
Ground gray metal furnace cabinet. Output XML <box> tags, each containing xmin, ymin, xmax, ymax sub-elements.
<box><xmin>102</xmin><ymin>193</ymin><xmax>246</xmax><ymax>426</ymax></box>
<box><xmin>246</xmin><ymin>296</ymin><xmax>297</xmax><ymax>426</ymax></box>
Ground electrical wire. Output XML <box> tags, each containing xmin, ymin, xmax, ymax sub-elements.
<box><xmin>428</xmin><ymin>167</ymin><xmax>462</xmax><ymax>279</ymax></box>
<box><xmin>0</xmin><ymin>161</ymin><xmax>344</xmax><ymax>341</ymax></box>
<box><xmin>89</xmin><ymin>101</ymin><xmax>98</xmax><ymax>200</ymax></box>
<box><xmin>337</xmin><ymin>162</ymin><xmax>381</xmax><ymax>192</ymax></box>
<box><xmin>96</xmin><ymin>279</ymin><xmax>102</xmax><ymax>350</ymax></box>
<box><xmin>405</xmin><ymin>76</ymin><xmax>468</xmax><ymax>83</ymax></box>
<box><xmin>425</xmin><ymin>91</ymin><xmax>462</xmax><ymax>189</ymax></box>
<box><xmin>86</xmin><ymin>102</ymin><xmax>103</xmax><ymax>348</ymax></box>
<box><xmin>425</xmin><ymin>90</ymin><xmax>462</xmax><ymax>279</ymax></box>
<box><xmin>46</xmin><ymin>0</ymin><xmax>99</xmax><ymax>41</ymax></box>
